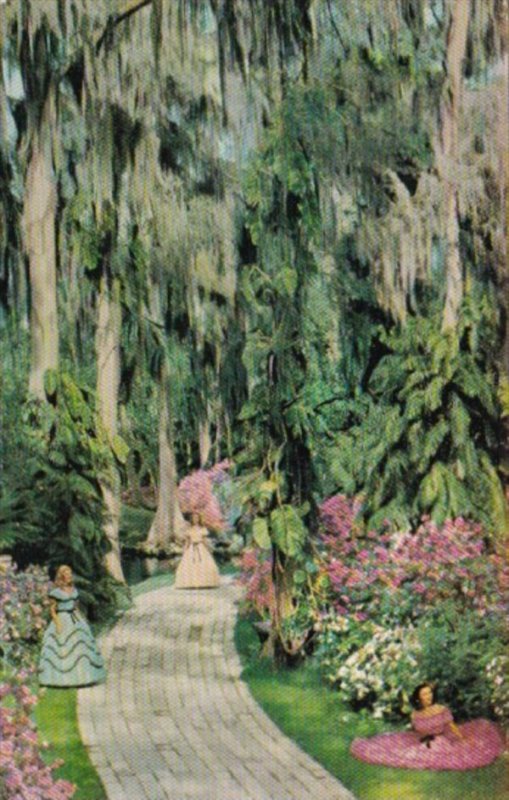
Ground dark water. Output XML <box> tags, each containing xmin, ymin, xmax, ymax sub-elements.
<box><xmin>121</xmin><ymin>553</ymin><xmax>175</xmax><ymax>587</ymax></box>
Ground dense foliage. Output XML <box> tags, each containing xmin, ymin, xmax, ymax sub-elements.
<box><xmin>0</xmin><ymin>369</ymin><xmax>127</xmax><ymax>618</ymax></box>
<box><xmin>238</xmin><ymin>494</ymin><xmax>509</xmax><ymax>723</ymax></box>
<box><xmin>327</xmin><ymin>312</ymin><xmax>505</xmax><ymax>532</ymax></box>
<box><xmin>0</xmin><ymin>0</ymin><xmax>507</xmax><ymax>737</ymax></box>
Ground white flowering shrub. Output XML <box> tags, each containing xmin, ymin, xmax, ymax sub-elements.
<box><xmin>486</xmin><ymin>655</ymin><xmax>509</xmax><ymax>724</ymax></box>
<box><xmin>315</xmin><ymin>612</ymin><xmax>374</xmax><ymax>681</ymax></box>
<box><xmin>332</xmin><ymin>625</ymin><xmax>422</xmax><ymax>719</ymax></box>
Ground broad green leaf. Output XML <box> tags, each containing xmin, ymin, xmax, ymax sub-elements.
<box><xmin>479</xmin><ymin>453</ymin><xmax>508</xmax><ymax>538</ymax></box>
<box><xmin>238</xmin><ymin>400</ymin><xmax>259</xmax><ymax>421</ymax></box>
<box><xmin>498</xmin><ymin>377</ymin><xmax>509</xmax><ymax>418</ymax></box>
<box><xmin>424</xmin><ymin>376</ymin><xmax>445</xmax><ymax>412</ymax></box>
<box><xmin>44</xmin><ymin>369</ymin><xmax>58</xmax><ymax>398</ymax></box>
<box><xmin>270</xmin><ymin>505</ymin><xmax>307</xmax><ymax>557</ymax></box>
<box><xmin>111</xmin><ymin>434</ymin><xmax>129</xmax><ymax>464</ymax></box>
<box><xmin>418</xmin><ymin>463</ymin><xmax>442</xmax><ymax>508</ymax></box>
<box><xmin>450</xmin><ymin>395</ymin><xmax>470</xmax><ymax>446</ymax></box>
<box><xmin>252</xmin><ymin>516</ymin><xmax>271</xmax><ymax>549</ymax></box>
<box><xmin>274</xmin><ymin>267</ymin><xmax>298</xmax><ymax>297</ymax></box>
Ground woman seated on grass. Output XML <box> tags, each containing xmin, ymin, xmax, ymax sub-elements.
<box><xmin>350</xmin><ymin>682</ymin><xmax>505</xmax><ymax>770</ymax></box>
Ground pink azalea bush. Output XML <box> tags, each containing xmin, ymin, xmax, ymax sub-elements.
<box><xmin>0</xmin><ymin>565</ymin><xmax>75</xmax><ymax>799</ymax></box>
<box><xmin>315</xmin><ymin>495</ymin><xmax>509</xmax><ymax>720</ymax></box>
<box><xmin>0</xmin><ymin>675</ymin><xmax>75</xmax><ymax>800</ymax></box>
<box><xmin>319</xmin><ymin>496</ymin><xmax>508</xmax><ymax>622</ymax></box>
<box><xmin>177</xmin><ymin>460</ymin><xmax>232</xmax><ymax>532</ymax></box>
<box><xmin>236</xmin><ymin>549</ymin><xmax>275</xmax><ymax>619</ymax></box>
<box><xmin>0</xmin><ymin>565</ymin><xmax>50</xmax><ymax>671</ymax></box>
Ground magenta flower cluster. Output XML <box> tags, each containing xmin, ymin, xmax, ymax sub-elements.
<box><xmin>237</xmin><ymin>548</ymin><xmax>275</xmax><ymax>619</ymax></box>
<box><xmin>319</xmin><ymin>495</ymin><xmax>508</xmax><ymax>620</ymax></box>
<box><xmin>0</xmin><ymin>565</ymin><xmax>76</xmax><ymax>800</ymax></box>
<box><xmin>0</xmin><ymin>565</ymin><xmax>51</xmax><ymax>671</ymax></box>
<box><xmin>0</xmin><ymin>675</ymin><xmax>75</xmax><ymax>800</ymax></box>
<box><xmin>177</xmin><ymin>459</ymin><xmax>232</xmax><ymax>532</ymax></box>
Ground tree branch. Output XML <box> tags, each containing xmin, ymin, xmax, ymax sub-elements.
<box><xmin>95</xmin><ymin>0</ymin><xmax>153</xmax><ymax>54</ymax></box>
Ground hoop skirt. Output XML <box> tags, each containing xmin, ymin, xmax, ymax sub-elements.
<box><xmin>175</xmin><ymin>525</ymin><xmax>220</xmax><ymax>589</ymax></box>
<box><xmin>38</xmin><ymin>588</ymin><xmax>106</xmax><ymax>687</ymax></box>
<box><xmin>350</xmin><ymin>707</ymin><xmax>505</xmax><ymax>770</ymax></box>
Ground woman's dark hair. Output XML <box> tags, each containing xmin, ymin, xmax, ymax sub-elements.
<box><xmin>411</xmin><ymin>682</ymin><xmax>435</xmax><ymax>710</ymax></box>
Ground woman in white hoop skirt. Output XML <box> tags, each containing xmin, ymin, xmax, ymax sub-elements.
<box><xmin>175</xmin><ymin>512</ymin><xmax>220</xmax><ymax>589</ymax></box>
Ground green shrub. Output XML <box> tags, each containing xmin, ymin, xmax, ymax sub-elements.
<box><xmin>3</xmin><ymin>371</ymin><xmax>126</xmax><ymax>620</ymax></box>
<box><xmin>327</xmin><ymin>312</ymin><xmax>505</xmax><ymax>533</ymax></box>
<box><xmin>417</xmin><ymin>606</ymin><xmax>508</xmax><ymax>721</ymax></box>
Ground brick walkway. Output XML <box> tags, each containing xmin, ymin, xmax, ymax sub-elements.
<box><xmin>77</xmin><ymin>577</ymin><xmax>356</xmax><ymax>800</ymax></box>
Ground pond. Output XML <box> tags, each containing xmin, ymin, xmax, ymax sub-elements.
<box><xmin>121</xmin><ymin>552</ymin><xmax>175</xmax><ymax>587</ymax></box>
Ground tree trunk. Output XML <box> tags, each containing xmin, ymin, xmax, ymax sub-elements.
<box><xmin>499</xmin><ymin>4</ymin><xmax>509</xmax><ymax>378</ymax></box>
<box><xmin>262</xmin><ymin>548</ymin><xmax>300</xmax><ymax>663</ymax></box>
<box><xmin>145</xmin><ymin>362</ymin><xmax>187</xmax><ymax>550</ymax></box>
<box><xmin>22</xmin><ymin>94</ymin><xmax>59</xmax><ymax>399</ymax></box>
<box><xmin>500</xmin><ymin>5</ymin><xmax>509</xmax><ymax>529</ymax></box>
<box><xmin>96</xmin><ymin>276</ymin><xmax>126</xmax><ymax>583</ymax></box>
<box><xmin>199</xmin><ymin>416</ymin><xmax>212</xmax><ymax>467</ymax></box>
<box><xmin>439</xmin><ymin>0</ymin><xmax>471</xmax><ymax>331</ymax></box>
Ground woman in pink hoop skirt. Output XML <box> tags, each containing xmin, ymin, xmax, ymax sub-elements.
<box><xmin>350</xmin><ymin>683</ymin><xmax>505</xmax><ymax>770</ymax></box>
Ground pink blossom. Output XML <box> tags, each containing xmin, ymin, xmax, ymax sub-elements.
<box><xmin>177</xmin><ymin>465</ymin><xmax>227</xmax><ymax>531</ymax></box>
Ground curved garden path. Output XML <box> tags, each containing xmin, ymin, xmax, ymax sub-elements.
<box><xmin>77</xmin><ymin>576</ymin><xmax>356</xmax><ymax>800</ymax></box>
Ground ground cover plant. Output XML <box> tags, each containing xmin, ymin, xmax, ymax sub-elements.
<box><xmin>235</xmin><ymin>616</ymin><xmax>509</xmax><ymax>800</ymax></box>
<box><xmin>0</xmin><ymin>2</ymin><xmax>508</xmax><ymax>798</ymax></box>
<box><xmin>0</xmin><ymin>560</ymin><xmax>153</xmax><ymax>799</ymax></box>
<box><xmin>238</xmin><ymin>493</ymin><xmax>509</xmax><ymax>730</ymax></box>
<box><xmin>0</xmin><ymin>564</ymin><xmax>81</xmax><ymax>800</ymax></box>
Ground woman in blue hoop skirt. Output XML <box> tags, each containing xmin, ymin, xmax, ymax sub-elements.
<box><xmin>38</xmin><ymin>565</ymin><xmax>106</xmax><ymax>688</ymax></box>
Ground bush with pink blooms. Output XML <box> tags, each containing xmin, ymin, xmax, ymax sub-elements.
<box><xmin>0</xmin><ymin>675</ymin><xmax>75</xmax><ymax>800</ymax></box>
<box><xmin>237</xmin><ymin>494</ymin><xmax>509</xmax><ymax>724</ymax></box>
<box><xmin>0</xmin><ymin>564</ymin><xmax>51</xmax><ymax>672</ymax></box>
<box><xmin>177</xmin><ymin>460</ymin><xmax>232</xmax><ymax>532</ymax></box>
<box><xmin>319</xmin><ymin>495</ymin><xmax>508</xmax><ymax>625</ymax></box>
<box><xmin>0</xmin><ymin>565</ymin><xmax>76</xmax><ymax>800</ymax></box>
<box><xmin>237</xmin><ymin>548</ymin><xmax>275</xmax><ymax>619</ymax></box>
<box><xmin>313</xmin><ymin>494</ymin><xmax>509</xmax><ymax>722</ymax></box>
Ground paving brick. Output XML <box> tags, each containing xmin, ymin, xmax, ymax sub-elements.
<box><xmin>77</xmin><ymin>581</ymin><xmax>356</xmax><ymax>800</ymax></box>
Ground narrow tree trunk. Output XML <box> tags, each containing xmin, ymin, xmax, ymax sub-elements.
<box><xmin>214</xmin><ymin>412</ymin><xmax>222</xmax><ymax>462</ymax></box>
<box><xmin>262</xmin><ymin>548</ymin><xmax>297</xmax><ymax>662</ymax></box>
<box><xmin>439</xmin><ymin>0</ymin><xmax>470</xmax><ymax>330</ymax></box>
<box><xmin>145</xmin><ymin>362</ymin><xmax>187</xmax><ymax>550</ymax></box>
<box><xmin>199</xmin><ymin>416</ymin><xmax>212</xmax><ymax>467</ymax></box>
<box><xmin>500</xmin><ymin>5</ymin><xmax>509</xmax><ymax>381</ymax></box>
<box><xmin>22</xmin><ymin>96</ymin><xmax>59</xmax><ymax>398</ymax></box>
<box><xmin>96</xmin><ymin>276</ymin><xmax>126</xmax><ymax>583</ymax></box>
<box><xmin>500</xmin><ymin>6</ymin><xmax>509</xmax><ymax>528</ymax></box>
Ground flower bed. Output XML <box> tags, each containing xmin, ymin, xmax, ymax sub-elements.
<box><xmin>0</xmin><ymin>564</ymin><xmax>76</xmax><ymax>800</ymax></box>
<box><xmin>237</xmin><ymin>494</ymin><xmax>509</xmax><ymax>725</ymax></box>
<box><xmin>0</xmin><ymin>676</ymin><xmax>75</xmax><ymax>800</ymax></box>
<box><xmin>0</xmin><ymin>565</ymin><xmax>50</xmax><ymax>671</ymax></box>
<box><xmin>315</xmin><ymin>496</ymin><xmax>509</xmax><ymax>722</ymax></box>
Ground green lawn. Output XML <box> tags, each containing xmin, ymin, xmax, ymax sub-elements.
<box><xmin>34</xmin><ymin>570</ymin><xmax>175</xmax><ymax>800</ymax></box>
<box><xmin>35</xmin><ymin>688</ymin><xmax>106</xmax><ymax>800</ymax></box>
<box><xmin>234</xmin><ymin>616</ymin><xmax>509</xmax><ymax>800</ymax></box>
